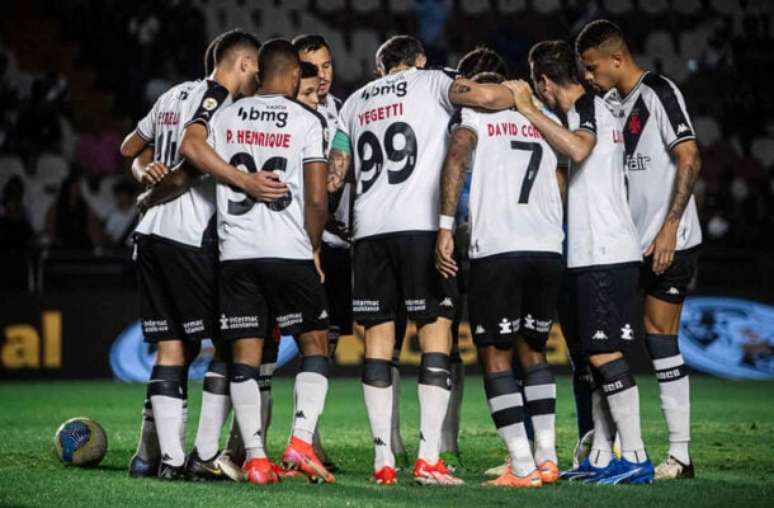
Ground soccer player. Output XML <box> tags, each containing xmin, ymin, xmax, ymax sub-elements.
<box><xmin>297</xmin><ymin>62</ymin><xmax>322</xmax><ymax>110</ymax></box>
<box><xmin>504</xmin><ymin>39</ymin><xmax>654</xmax><ymax>485</ymax></box>
<box><xmin>442</xmin><ymin>46</ymin><xmax>510</xmax><ymax>470</ymax></box>
<box><xmin>211</xmin><ymin>38</ymin><xmax>333</xmax><ymax>485</ymax></box>
<box><xmin>292</xmin><ymin>34</ymin><xmax>347</xmax><ymax>469</ymax></box>
<box><xmin>435</xmin><ymin>70</ymin><xmax>564</xmax><ymax>488</ymax></box>
<box><xmin>575</xmin><ymin>20</ymin><xmax>701</xmax><ymax>480</ymax></box>
<box><xmin>119</xmin><ymin>30</ymin><xmax>277</xmax><ymax>481</ymax></box>
<box><xmin>328</xmin><ymin>35</ymin><xmax>519</xmax><ymax>485</ymax></box>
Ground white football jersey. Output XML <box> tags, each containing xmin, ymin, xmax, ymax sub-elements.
<box><xmin>566</xmin><ymin>93</ymin><xmax>642</xmax><ymax>269</ymax></box>
<box><xmin>614</xmin><ymin>72</ymin><xmax>702</xmax><ymax>252</ymax></box>
<box><xmin>457</xmin><ymin>107</ymin><xmax>564</xmax><ymax>258</ymax></box>
<box><xmin>337</xmin><ymin>67</ymin><xmax>456</xmax><ymax>240</ymax></box>
<box><xmin>134</xmin><ymin>79</ymin><xmax>232</xmax><ymax>247</ymax></box>
<box><xmin>319</xmin><ymin>93</ymin><xmax>351</xmax><ymax>248</ymax></box>
<box><xmin>211</xmin><ymin>94</ymin><xmax>328</xmax><ymax>261</ymax></box>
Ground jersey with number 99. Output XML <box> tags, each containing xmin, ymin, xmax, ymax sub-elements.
<box><xmin>457</xmin><ymin>107</ymin><xmax>564</xmax><ymax>259</ymax></box>
<box><xmin>211</xmin><ymin>94</ymin><xmax>328</xmax><ymax>261</ymax></box>
<box><xmin>337</xmin><ymin>68</ymin><xmax>456</xmax><ymax>240</ymax></box>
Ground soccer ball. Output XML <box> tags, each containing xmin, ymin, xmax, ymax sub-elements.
<box><xmin>54</xmin><ymin>417</ymin><xmax>108</xmax><ymax>466</ymax></box>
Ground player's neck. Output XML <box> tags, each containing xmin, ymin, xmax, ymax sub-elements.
<box><xmin>211</xmin><ymin>69</ymin><xmax>240</xmax><ymax>97</ymax></box>
<box><xmin>387</xmin><ymin>64</ymin><xmax>413</xmax><ymax>75</ymax></box>
<box><xmin>258</xmin><ymin>79</ymin><xmax>294</xmax><ymax>97</ymax></box>
<box><xmin>559</xmin><ymin>83</ymin><xmax>586</xmax><ymax>113</ymax></box>
<box><xmin>615</xmin><ymin>63</ymin><xmax>645</xmax><ymax>98</ymax></box>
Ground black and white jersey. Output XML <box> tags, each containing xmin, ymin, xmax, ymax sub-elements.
<box><xmin>456</xmin><ymin>107</ymin><xmax>564</xmax><ymax>258</ymax></box>
<box><xmin>319</xmin><ymin>93</ymin><xmax>350</xmax><ymax>248</ymax></box>
<box><xmin>211</xmin><ymin>94</ymin><xmax>328</xmax><ymax>261</ymax></box>
<box><xmin>612</xmin><ymin>72</ymin><xmax>701</xmax><ymax>252</ymax></box>
<box><xmin>337</xmin><ymin>67</ymin><xmax>456</xmax><ymax>240</ymax></box>
<box><xmin>566</xmin><ymin>93</ymin><xmax>642</xmax><ymax>269</ymax></box>
<box><xmin>134</xmin><ymin>79</ymin><xmax>231</xmax><ymax>247</ymax></box>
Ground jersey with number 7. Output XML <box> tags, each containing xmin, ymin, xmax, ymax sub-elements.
<box><xmin>456</xmin><ymin>107</ymin><xmax>564</xmax><ymax>258</ymax></box>
<box><xmin>337</xmin><ymin>68</ymin><xmax>457</xmax><ymax>240</ymax></box>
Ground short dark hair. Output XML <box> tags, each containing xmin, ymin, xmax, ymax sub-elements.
<box><xmin>457</xmin><ymin>46</ymin><xmax>507</xmax><ymax>79</ymax></box>
<box><xmin>471</xmin><ymin>71</ymin><xmax>505</xmax><ymax>84</ymax></box>
<box><xmin>376</xmin><ymin>35</ymin><xmax>425</xmax><ymax>73</ymax></box>
<box><xmin>214</xmin><ymin>29</ymin><xmax>261</xmax><ymax>65</ymax></box>
<box><xmin>300</xmin><ymin>61</ymin><xmax>318</xmax><ymax>79</ymax></box>
<box><xmin>575</xmin><ymin>19</ymin><xmax>626</xmax><ymax>55</ymax></box>
<box><xmin>204</xmin><ymin>33</ymin><xmax>225</xmax><ymax>75</ymax></box>
<box><xmin>258</xmin><ymin>38</ymin><xmax>300</xmax><ymax>82</ymax></box>
<box><xmin>292</xmin><ymin>34</ymin><xmax>331</xmax><ymax>53</ymax></box>
<box><xmin>528</xmin><ymin>40</ymin><xmax>580</xmax><ymax>86</ymax></box>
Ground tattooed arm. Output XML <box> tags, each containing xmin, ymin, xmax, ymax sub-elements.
<box><xmin>448</xmin><ymin>78</ymin><xmax>515</xmax><ymax>110</ymax></box>
<box><xmin>647</xmin><ymin>139</ymin><xmax>702</xmax><ymax>274</ymax></box>
<box><xmin>435</xmin><ymin>127</ymin><xmax>477</xmax><ymax>278</ymax></box>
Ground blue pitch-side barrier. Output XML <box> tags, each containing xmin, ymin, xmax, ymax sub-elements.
<box><xmin>109</xmin><ymin>323</ymin><xmax>299</xmax><ymax>382</ymax></box>
<box><xmin>109</xmin><ymin>296</ymin><xmax>774</xmax><ymax>381</ymax></box>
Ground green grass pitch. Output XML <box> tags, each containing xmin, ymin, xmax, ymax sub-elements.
<box><xmin>1</xmin><ymin>376</ymin><xmax>772</xmax><ymax>507</ymax></box>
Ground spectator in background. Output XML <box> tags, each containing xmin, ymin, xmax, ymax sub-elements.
<box><xmin>46</xmin><ymin>174</ymin><xmax>102</xmax><ymax>251</ymax></box>
<box><xmin>103</xmin><ymin>180</ymin><xmax>138</xmax><ymax>251</ymax></box>
<box><xmin>75</xmin><ymin>115</ymin><xmax>122</xmax><ymax>176</ymax></box>
<box><xmin>0</xmin><ymin>175</ymin><xmax>34</xmax><ymax>250</ymax></box>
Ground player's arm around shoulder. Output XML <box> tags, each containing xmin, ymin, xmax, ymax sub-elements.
<box><xmin>503</xmin><ymin>80</ymin><xmax>596</xmax><ymax>164</ymax></box>
<box><xmin>435</xmin><ymin>118</ymin><xmax>477</xmax><ymax>279</ymax></box>
<box><xmin>448</xmin><ymin>77</ymin><xmax>516</xmax><ymax>111</ymax></box>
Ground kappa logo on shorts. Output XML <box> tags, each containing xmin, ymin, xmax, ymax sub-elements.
<box><xmin>499</xmin><ymin>318</ymin><xmax>520</xmax><ymax>335</ymax></box>
<box><xmin>318</xmin><ymin>310</ymin><xmax>329</xmax><ymax>320</ymax></box>
<box><xmin>592</xmin><ymin>330</ymin><xmax>608</xmax><ymax>341</ymax></box>
<box><xmin>474</xmin><ymin>324</ymin><xmax>486</xmax><ymax>335</ymax></box>
<box><xmin>439</xmin><ymin>297</ymin><xmax>454</xmax><ymax>308</ymax></box>
<box><xmin>667</xmin><ymin>286</ymin><xmax>680</xmax><ymax>296</ymax></box>
<box><xmin>621</xmin><ymin>324</ymin><xmax>634</xmax><ymax>340</ymax></box>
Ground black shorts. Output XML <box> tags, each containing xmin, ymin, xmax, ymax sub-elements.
<box><xmin>352</xmin><ymin>231</ymin><xmax>458</xmax><ymax>324</ymax></box>
<box><xmin>135</xmin><ymin>234</ymin><xmax>218</xmax><ymax>343</ymax></box>
<box><xmin>321</xmin><ymin>243</ymin><xmax>352</xmax><ymax>335</ymax></box>
<box><xmin>219</xmin><ymin>259</ymin><xmax>329</xmax><ymax>341</ymax></box>
<box><xmin>469</xmin><ymin>253</ymin><xmax>562</xmax><ymax>352</ymax></box>
<box><xmin>560</xmin><ymin>264</ymin><xmax>640</xmax><ymax>354</ymax></box>
<box><xmin>640</xmin><ymin>246</ymin><xmax>699</xmax><ymax>304</ymax></box>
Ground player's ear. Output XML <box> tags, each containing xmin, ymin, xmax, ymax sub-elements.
<box><xmin>415</xmin><ymin>53</ymin><xmax>427</xmax><ymax>69</ymax></box>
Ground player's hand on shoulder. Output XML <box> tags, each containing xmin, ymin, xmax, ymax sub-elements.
<box><xmin>503</xmin><ymin>80</ymin><xmax>540</xmax><ymax>114</ymax></box>
<box><xmin>141</xmin><ymin>161</ymin><xmax>169</xmax><ymax>185</ymax></box>
<box><xmin>645</xmin><ymin>220</ymin><xmax>678</xmax><ymax>275</ymax></box>
<box><xmin>435</xmin><ymin>228</ymin><xmax>458</xmax><ymax>279</ymax></box>
<box><xmin>242</xmin><ymin>170</ymin><xmax>289</xmax><ymax>202</ymax></box>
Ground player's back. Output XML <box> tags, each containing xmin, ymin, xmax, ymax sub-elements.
<box><xmin>617</xmin><ymin>71</ymin><xmax>701</xmax><ymax>252</ymax></box>
<box><xmin>134</xmin><ymin>79</ymin><xmax>232</xmax><ymax>248</ymax></box>
<box><xmin>338</xmin><ymin>67</ymin><xmax>456</xmax><ymax>240</ymax></box>
<box><xmin>566</xmin><ymin>93</ymin><xmax>641</xmax><ymax>269</ymax></box>
<box><xmin>212</xmin><ymin>94</ymin><xmax>328</xmax><ymax>261</ymax></box>
<box><xmin>460</xmin><ymin>107</ymin><xmax>563</xmax><ymax>258</ymax></box>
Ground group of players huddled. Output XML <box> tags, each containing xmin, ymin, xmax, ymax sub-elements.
<box><xmin>119</xmin><ymin>18</ymin><xmax>701</xmax><ymax>488</ymax></box>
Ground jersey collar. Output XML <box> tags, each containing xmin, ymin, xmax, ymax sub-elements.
<box><xmin>619</xmin><ymin>71</ymin><xmax>649</xmax><ymax>104</ymax></box>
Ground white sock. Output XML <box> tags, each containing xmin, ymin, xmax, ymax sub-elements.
<box><xmin>647</xmin><ymin>334</ymin><xmax>691</xmax><ymax>464</ymax></box>
<box><xmin>589</xmin><ymin>388</ymin><xmax>615</xmax><ymax>468</ymax></box>
<box><xmin>485</xmin><ymin>371</ymin><xmax>535</xmax><ymax>477</ymax></box>
<box><xmin>417</xmin><ymin>353</ymin><xmax>451</xmax><ymax>465</ymax></box>
<box><xmin>230</xmin><ymin>363</ymin><xmax>265</xmax><ymax>460</ymax></box>
<box><xmin>148</xmin><ymin>365</ymin><xmax>186</xmax><ymax>467</ymax></box>
<box><xmin>523</xmin><ymin>363</ymin><xmax>557</xmax><ymax>465</ymax></box>
<box><xmin>363</xmin><ymin>358</ymin><xmax>394</xmax><ymax>470</ymax></box>
<box><xmin>291</xmin><ymin>356</ymin><xmax>330</xmax><ymax>443</ymax></box>
<box><xmin>598</xmin><ymin>359</ymin><xmax>647</xmax><ymax>464</ymax></box>
<box><xmin>194</xmin><ymin>361</ymin><xmax>231</xmax><ymax>461</ymax></box>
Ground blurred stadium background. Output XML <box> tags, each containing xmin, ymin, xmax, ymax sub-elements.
<box><xmin>1</xmin><ymin>0</ymin><xmax>772</xmax><ymax>381</ymax></box>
